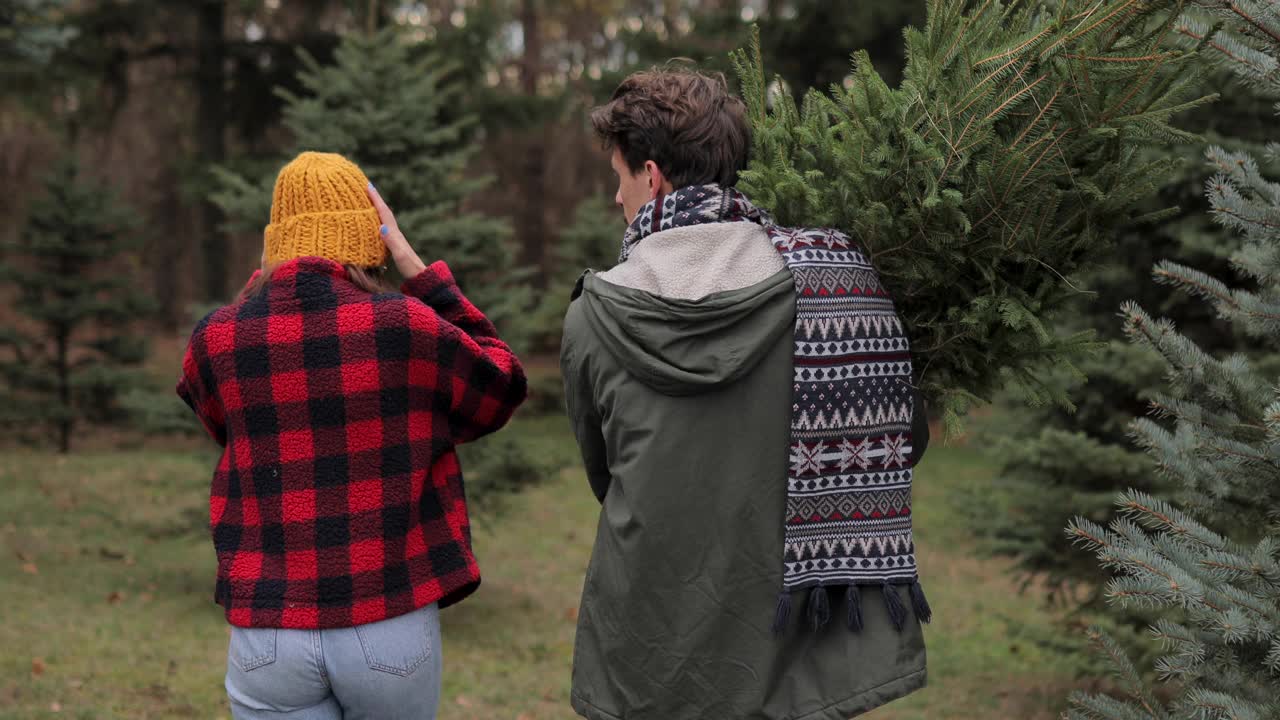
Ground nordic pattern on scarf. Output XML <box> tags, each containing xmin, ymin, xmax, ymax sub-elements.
<box><xmin>177</xmin><ymin>256</ymin><xmax>527</xmax><ymax>629</ymax></box>
<box><xmin>620</xmin><ymin>184</ymin><xmax>928</xmax><ymax>632</ymax></box>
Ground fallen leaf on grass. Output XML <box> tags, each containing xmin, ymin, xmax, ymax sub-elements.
<box><xmin>564</xmin><ymin>606</ymin><xmax>578</xmax><ymax>621</ymax></box>
<box><xmin>49</xmin><ymin>701</ymin><xmax>61</xmax><ymax>712</ymax></box>
<box><xmin>107</xmin><ymin>591</ymin><xmax>125</xmax><ymax>604</ymax></box>
<box><xmin>31</xmin><ymin>658</ymin><xmax>45</xmax><ymax>676</ymax></box>
<box><xmin>455</xmin><ymin>696</ymin><xmax>473</xmax><ymax>708</ymax></box>
<box><xmin>21</xmin><ymin>563</ymin><xmax>38</xmax><ymax>575</ymax></box>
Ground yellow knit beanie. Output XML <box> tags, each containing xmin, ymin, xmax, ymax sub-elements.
<box><xmin>263</xmin><ymin>152</ymin><xmax>388</xmax><ymax>268</ymax></box>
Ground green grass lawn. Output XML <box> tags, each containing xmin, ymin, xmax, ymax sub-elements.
<box><xmin>0</xmin><ymin>413</ymin><xmax>1089</xmax><ymax>719</ymax></box>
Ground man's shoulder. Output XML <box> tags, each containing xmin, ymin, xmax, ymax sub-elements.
<box><xmin>561</xmin><ymin>278</ymin><xmax>602</xmax><ymax>362</ymax></box>
<box><xmin>563</xmin><ymin>284</ymin><xmax>591</xmax><ymax>338</ymax></box>
<box><xmin>570</xmin><ymin>269</ymin><xmax>591</xmax><ymax>301</ymax></box>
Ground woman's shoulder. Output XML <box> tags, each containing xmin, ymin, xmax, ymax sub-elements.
<box><xmin>360</xmin><ymin>288</ymin><xmax>435</xmax><ymax>327</ymax></box>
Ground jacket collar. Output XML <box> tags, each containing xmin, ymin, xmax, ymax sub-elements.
<box><xmin>619</xmin><ymin>184</ymin><xmax>770</xmax><ymax>263</ymax></box>
<box><xmin>269</xmin><ymin>256</ymin><xmax>349</xmax><ymax>282</ymax></box>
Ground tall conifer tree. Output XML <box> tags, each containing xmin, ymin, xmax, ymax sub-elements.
<box><xmin>1067</xmin><ymin>2</ymin><xmax>1280</xmax><ymax>717</ymax></box>
<box><xmin>0</xmin><ymin>156</ymin><xmax>152</xmax><ymax>452</ymax></box>
<box><xmin>979</xmin><ymin>70</ymin><xmax>1271</xmax><ymax>616</ymax></box>
<box><xmin>214</xmin><ymin>26</ymin><xmax>530</xmax><ymax>345</ymax></box>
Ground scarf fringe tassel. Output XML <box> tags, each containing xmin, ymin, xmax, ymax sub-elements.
<box><xmin>808</xmin><ymin>584</ymin><xmax>831</xmax><ymax>631</ymax></box>
<box><xmin>771</xmin><ymin>591</ymin><xmax>792</xmax><ymax>634</ymax></box>
<box><xmin>910</xmin><ymin>579</ymin><xmax>932</xmax><ymax>624</ymax></box>
<box><xmin>846</xmin><ymin>584</ymin><xmax>863</xmax><ymax>632</ymax></box>
<box><xmin>773</xmin><ymin>579</ymin><xmax>932</xmax><ymax>633</ymax></box>
<box><xmin>883</xmin><ymin>581</ymin><xmax>907</xmax><ymax>631</ymax></box>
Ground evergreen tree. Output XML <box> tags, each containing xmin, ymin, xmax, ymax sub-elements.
<box><xmin>528</xmin><ymin>195</ymin><xmax>625</xmax><ymax>352</ymax></box>
<box><xmin>762</xmin><ymin>0</ymin><xmax>926</xmax><ymax>95</ymax></box>
<box><xmin>0</xmin><ymin>0</ymin><xmax>76</xmax><ymax>93</ymax></box>
<box><xmin>1066</xmin><ymin>3</ymin><xmax>1280</xmax><ymax>717</ymax></box>
<box><xmin>979</xmin><ymin>70</ymin><xmax>1272</xmax><ymax>618</ymax></box>
<box><xmin>0</xmin><ymin>156</ymin><xmax>153</xmax><ymax>452</ymax></box>
<box><xmin>213</xmin><ymin>26</ymin><xmax>531</xmax><ymax>346</ymax></box>
<box><xmin>732</xmin><ymin>1</ymin><xmax>1215</xmax><ymax>434</ymax></box>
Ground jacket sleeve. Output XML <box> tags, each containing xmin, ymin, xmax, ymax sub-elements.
<box><xmin>909</xmin><ymin>390</ymin><xmax>929</xmax><ymax>466</ymax></box>
<box><xmin>401</xmin><ymin>260</ymin><xmax>528</xmax><ymax>444</ymax></box>
<box><xmin>175</xmin><ymin>325</ymin><xmax>227</xmax><ymax>447</ymax></box>
<box><xmin>560</xmin><ymin>298</ymin><xmax>612</xmax><ymax>503</ymax></box>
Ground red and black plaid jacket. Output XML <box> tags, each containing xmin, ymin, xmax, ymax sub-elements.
<box><xmin>177</xmin><ymin>256</ymin><xmax>526</xmax><ymax>629</ymax></box>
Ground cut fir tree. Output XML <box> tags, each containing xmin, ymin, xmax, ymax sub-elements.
<box><xmin>0</xmin><ymin>156</ymin><xmax>154</xmax><ymax>453</ymax></box>
<box><xmin>1065</xmin><ymin>1</ymin><xmax>1280</xmax><ymax>718</ymax></box>
<box><xmin>732</xmin><ymin>0</ymin><xmax>1216</xmax><ymax>434</ymax></box>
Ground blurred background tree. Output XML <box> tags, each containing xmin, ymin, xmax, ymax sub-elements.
<box><xmin>0</xmin><ymin>0</ymin><xmax>927</xmax><ymax>329</ymax></box>
<box><xmin>0</xmin><ymin>156</ymin><xmax>153</xmax><ymax>452</ymax></box>
<box><xmin>211</xmin><ymin>25</ymin><xmax>532</xmax><ymax>345</ymax></box>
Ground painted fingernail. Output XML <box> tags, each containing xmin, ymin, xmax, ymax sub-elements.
<box><xmin>368</xmin><ymin>181</ymin><xmax>376</xmax><ymax>191</ymax></box>
<box><xmin>380</xmin><ymin>224</ymin><xmax>388</xmax><ymax>236</ymax></box>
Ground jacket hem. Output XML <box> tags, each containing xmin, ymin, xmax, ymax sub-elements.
<box><xmin>220</xmin><ymin>574</ymin><xmax>481</xmax><ymax>629</ymax></box>
<box><xmin>569</xmin><ymin>667</ymin><xmax>927</xmax><ymax>720</ymax></box>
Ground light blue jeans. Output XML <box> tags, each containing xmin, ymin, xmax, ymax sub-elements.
<box><xmin>225</xmin><ymin>603</ymin><xmax>441</xmax><ymax>720</ymax></box>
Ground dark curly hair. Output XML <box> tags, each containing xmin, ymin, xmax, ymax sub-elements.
<box><xmin>590</xmin><ymin>67</ymin><xmax>751</xmax><ymax>188</ymax></box>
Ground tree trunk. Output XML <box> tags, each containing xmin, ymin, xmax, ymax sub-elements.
<box><xmin>518</xmin><ymin>0</ymin><xmax>547</xmax><ymax>287</ymax></box>
<box><xmin>56</xmin><ymin>324</ymin><xmax>70</xmax><ymax>454</ymax></box>
<box><xmin>196</xmin><ymin>0</ymin><xmax>228</xmax><ymax>302</ymax></box>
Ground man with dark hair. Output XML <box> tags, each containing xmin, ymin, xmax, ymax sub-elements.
<box><xmin>561</xmin><ymin>68</ymin><xmax>931</xmax><ymax>720</ymax></box>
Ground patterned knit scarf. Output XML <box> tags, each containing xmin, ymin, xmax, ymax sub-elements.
<box><xmin>620</xmin><ymin>184</ymin><xmax>931</xmax><ymax>634</ymax></box>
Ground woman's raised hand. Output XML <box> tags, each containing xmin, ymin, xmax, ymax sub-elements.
<box><xmin>366</xmin><ymin>182</ymin><xmax>427</xmax><ymax>279</ymax></box>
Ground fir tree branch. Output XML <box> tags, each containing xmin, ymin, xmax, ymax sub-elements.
<box><xmin>1063</xmin><ymin>51</ymin><xmax>1182</xmax><ymax>62</ymax></box>
<box><xmin>978</xmin><ymin>24</ymin><xmax>1057</xmax><ymax>66</ymax></box>
<box><xmin>1225</xmin><ymin>0</ymin><xmax>1280</xmax><ymax>45</ymax></box>
<box><xmin>956</xmin><ymin>55</ymin><xmax>1034</xmax><ymax>116</ymax></box>
<box><xmin>1010</xmin><ymin>87</ymin><xmax>1063</xmax><ymax>149</ymax></box>
<box><xmin>1153</xmin><ymin>264</ymin><xmax>1280</xmax><ymax>323</ymax></box>
<box><xmin>1201</xmin><ymin>438</ymin><xmax>1280</xmax><ymax>468</ymax></box>
<box><xmin>1104</xmin><ymin>51</ymin><xmax>1166</xmax><ymax>120</ymax></box>
<box><xmin>939</xmin><ymin>0</ymin><xmax>993</xmax><ymax>68</ymax></box>
<box><xmin>1175</xmin><ymin>20</ymin><xmax>1275</xmax><ymax>77</ymax></box>
<box><xmin>1057</xmin><ymin>0</ymin><xmax>1146</xmax><ymax>51</ymax></box>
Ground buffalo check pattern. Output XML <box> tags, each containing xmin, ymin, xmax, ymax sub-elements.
<box><xmin>177</xmin><ymin>256</ymin><xmax>526</xmax><ymax>629</ymax></box>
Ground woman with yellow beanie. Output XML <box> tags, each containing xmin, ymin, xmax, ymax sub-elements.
<box><xmin>176</xmin><ymin>152</ymin><xmax>528</xmax><ymax>719</ymax></box>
